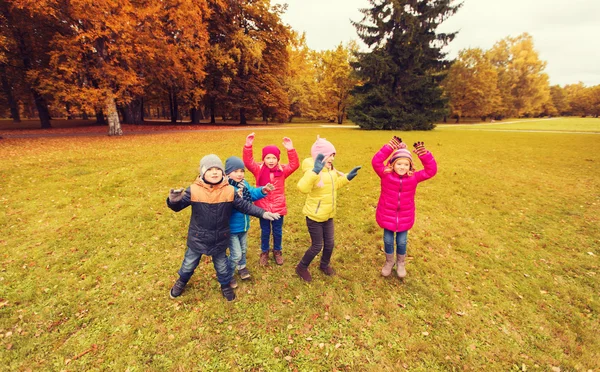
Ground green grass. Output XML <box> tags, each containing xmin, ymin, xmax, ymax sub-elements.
<box><xmin>1</xmin><ymin>119</ymin><xmax>599</xmax><ymax>370</ymax></box>
<box><xmin>438</xmin><ymin>117</ymin><xmax>600</xmax><ymax>132</ymax></box>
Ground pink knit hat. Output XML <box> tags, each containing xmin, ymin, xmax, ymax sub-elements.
<box><xmin>310</xmin><ymin>136</ymin><xmax>336</xmax><ymax>160</ymax></box>
<box><xmin>388</xmin><ymin>143</ymin><xmax>413</xmax><ymax>167</ymax></box>
<box><xmin>262</xmin><ymin>145</ymin><xmax>280</xmax><ymax>161</ymax></box>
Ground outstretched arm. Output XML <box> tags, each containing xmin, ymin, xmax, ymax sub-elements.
<box><xmin>242</xmin><ymin>132</ymin><xmax>261</xmax><ymax>178</ymax></box>
<box><xmin>166</xmin><ymin>187</ymin><xmax>191</xmax><ymax>211</ymax></box>
<box><xmin>413</xmin><ymin>142</ymin><xmax>437</xmax><ymax>182</ymax></box>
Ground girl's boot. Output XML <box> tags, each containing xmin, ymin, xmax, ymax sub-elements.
<box><xmin>396</xmin><ymin>254</ymin><xmax>407</xmax><ymax>278</ymax></box>
<box><xmin>381</xmin><ymin>254</ymin><xmax>395</xmax><ymax>277</ymax></box>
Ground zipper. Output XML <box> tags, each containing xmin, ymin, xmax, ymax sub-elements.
<box><xmin>329</xmin><ymin>170</ymin><xmax>335</xmax><ymax>211</ymax></box>
<box><xmin>396</xmin><ymin>176</ymin><xmax>403</xmax><ymax>231</ymax></box>
<box><xmin>315</xmin><ymin>200</ymin><xmax>321</xmax><ymax>214</ymax></box>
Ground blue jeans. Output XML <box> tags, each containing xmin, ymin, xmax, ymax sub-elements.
<box><xmin>259</xmin><ymin>216</ymin><xmax>284</xmax><ymax>252</ymax></box>
<box><xmin>383</xmin><ymin>229</ymin><xmax>408</xmax><ymax>255</ymax></box>
<box><xmin>228</xmin><ymin>232</ymin><xmax>248</xmax><ymax>271</ymax></box>
<box><xmin>177</xmin><ymin>247</ymin><xmax>232</xmax><ymax>286</ymax></box>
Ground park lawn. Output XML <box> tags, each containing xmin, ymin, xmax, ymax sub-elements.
<box><xmin>0</xmin><ymin>125</ymin><xmax>599</xmax><ymax>371</ymax></box>
<box><xmin>438</xmin><ymin>117</ymin><xmax>600</xmax><ymax>132</ymax></box>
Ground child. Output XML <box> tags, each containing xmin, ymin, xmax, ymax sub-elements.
<box><xmin>243</xmin><ymin>132</ymin><xmax>300</xmax><ymax>265</ymax></box>
<box><xmin>295</xmin><ymin>136</ymin><xmax>361</xmax><ymax>282</ymax></box>
<box><xmin>224</xmin><ymin>156</ymin><xmax>275</xmax><ymax>281</ymax></box>
<box><xmin>372</xmin><ymin>137</ymin><xmax>437</xmax><ymax>278</ymax></box>
<box><xmin>166</xmin><ymin>154</ymin><xmax>280</xmax><ymax>301</ymax></box>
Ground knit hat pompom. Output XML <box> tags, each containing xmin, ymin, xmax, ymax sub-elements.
<box><xmin>262</xmin><ymin>145</ymin><xmax>281</xmax><ymax>161</ymax></box>
<box><xmin>225</xmin><ymin>156</ymin><xmax>245</xmax><ymax>175</ymax></box>
<box><xmin>199</xmin><ymin>154</ymin><xmax>224</xmax><ymax>178</ymax></box>
<box><xmin>310</xmin><ymin>135</ymin><xmax>336</xmax><ymax>160</ymax></box>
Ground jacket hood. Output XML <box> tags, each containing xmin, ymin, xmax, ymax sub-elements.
<box><xmin>301</xmin><ymin>157</ymin><xmax>314</xmax><ymax>172</ymax></box>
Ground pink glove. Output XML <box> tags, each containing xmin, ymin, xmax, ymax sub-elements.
<box><xmin>389</xmin><ymin>136</ymin><xmax>402</xmax><ymax>149</ymax></box>
<box><xmin>413</xmin><ymin>141</ymin><xmax>428</xmax><ymax>156</ymax></box>
<box><xmin>245</xmin><ymin>133</ymin><xmax>255</xmax><ymax>147</ymax></box>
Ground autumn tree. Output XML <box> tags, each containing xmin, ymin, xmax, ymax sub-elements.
<box><xmin>0</xmin><ymin>0</ymin><xmax>56</xmax><ymax>127</ymax></box>
<box><xmin>284</xmin><ymin>32</ymin><xmax>323</xmax><ymax>121</ymax></box>
<box><xmin>564</xmin><ymin>82</ymin><xmax>594</xmax><ymax>117</ymax></box>
<box><xmin>487</xmin><ymin>33</ymin><xmax>551</xmax><ymax>118</ymax></box>
<box><xmin>549</xmin><ymin>85</ymin><xmax>570</xmax><ymax>116</ymax></box>
<box><xmin>348</xmin><ymin>0</ymin><xmax>461</xmax><ymax>130</ymax></box>
<box><xmin>226</xmin><ymin>0</ymin><xmax>291</xmax><ymax>124</ymax></box>
<box><xmin>319</xmin><ymin>42</ymin><xmax>359</xmax><ymax>124</ymax></box>
<box><xmin>442</xmin><ymin>48</ymin><xmax>501</xmax><ymax>122</ymax></box>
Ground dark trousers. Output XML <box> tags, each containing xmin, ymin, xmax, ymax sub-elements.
<box><xmin>299</xmin><ymin>217</ymin><xmax>335</xmax><ymax>269</ymax></box>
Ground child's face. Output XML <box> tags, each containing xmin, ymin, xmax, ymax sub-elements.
<box><xmin>325</xmin><ymin>154</ymin><xmax>335</xmax><ymax>169</ymax></box>
<box><xmin>204</xmin><ymin>167</ymin><xmax>224</xmax><ymax>183</ymax></box>
<box><xmin>264</xmin><ymin>154</ymin><xmax>278</xmax><ymax>168</ymax></box>
<box><xmin>228</xmin><ymin>169</ymin><xmax>245</xmax><ymax>182</ymax></box>
<box><xmin>393</xmin><ymin>159</ymin><xmax>411</xmax><ymax>176</ymax></box>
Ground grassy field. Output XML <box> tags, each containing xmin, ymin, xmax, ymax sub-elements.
<box><xmin>1</xmin><ymin>119</ymin><xmax>599</xmax><ymax>370</ymax></box>
<box><xmin>438</xmin><ymin>117</ymin><xmax>600</xmax><ymax>132</ymax></box>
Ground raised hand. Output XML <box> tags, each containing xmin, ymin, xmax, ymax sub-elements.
<box><xmin>346</xmin><ymin>166</ymin><xmax>362</xmax><ymax>181</ymax></box>
<box><xmin>262</xmin><ymin>211</ymin><xmax>281</xmax><ymax>221</ymax></box>
<box><xmin>169</xmin><ymin>188</ymin><xmax>185</xmax><ymax>203</ymax></box>
<box><xmin>389</xmin><ymin>136</ymin><xmax>402</xmax><ymax>149</ymax></box>
<box><xmin>413</xmin><ymin>141</ymin><xmax>427</xmax><ymax>156</ymax></box>
<box><xmin>245</xmin><ymin>132</ymin><xmax>255</xmax><ymax>147</ymax></box>
<box><xmin>312</xmin><ymin>153</ymin><xmax>325</xmax><ymax>174</ymax></box>
<box><xmin>282</xmin><ymin>137</ymin><xmax>294</xmax><ymax>150</ymax></box>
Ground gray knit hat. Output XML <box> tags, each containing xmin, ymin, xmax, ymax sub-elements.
<box><xmin>199</xmin><ymin>154</ymin><xmax>224</xmax><ymax>178</ymax></box>
<box><xmin>225</xmin><ymin>156</ymin><xmax>245</xmax><ymax>175</ymax></box>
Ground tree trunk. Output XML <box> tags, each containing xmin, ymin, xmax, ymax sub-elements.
<box><xmin>0</xmin><ymin>67</ymin><xmax>21</xmax><ymax>122</ymax></box>
<box><xmin>32</xmin><ymin>89</ymin><xmax>51</xmax><ymax>128</ymax></box>
<box><xmin>122</xmin><ymin>98</ymin><xmax>143</xmax><ymax>124</ymax></box>
<box><xmin>66</xmin><ymin>102</ymin><xmax>73</xmax><ymax>120</ymax></box>
<box><xmin>106</xmin><ymin>97</ymin><xmax>122</xmax><ymax>136</ymax></box>
<box><xmin>239</xmin><ymin>107</ymin><xmax>247</xmax><ymax>125</ymax></box>
<box><xmin>169</xmin><ymin>88</ymin><xmax>178</xmax><ymax>123</ymax></box>
<box><xmin>96</xmin><ymin>109</ymin><xmax>107</xmax><ymax>125</ymax></box>
<box><xmin>82</xmin><ymin>111</ymin><xmax>89</xmax><ymax>120</ymax></box>
<box><xmin>209</xmin><ymin>99</ymin><xmax>216</xmax><ymax>124</ymax></box>
<box><xmin>190</xmin><ymin>107</ymin><xmax>201</xmax><ymax>124</ymax></box>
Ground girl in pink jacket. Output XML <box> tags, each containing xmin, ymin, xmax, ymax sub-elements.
<box><xmin>243</xmin><ymin>132</ymin><xmax>300</xmax><ymax>266</ymax></box>
<box><xmin>372</xmin><ymin>137</ymin><xmax>437</xmax><ymax>278</ymax></box>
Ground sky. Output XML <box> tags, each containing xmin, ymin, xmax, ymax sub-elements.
<box><xmin>273</xmin><ymin>0</ymin><xmax>600</xmax><ymax>87</ymax></box>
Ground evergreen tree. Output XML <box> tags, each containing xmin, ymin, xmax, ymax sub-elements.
<box><xmin>348</xmin><ymin>0</ymin><xmax>461</xmax><ymax>130</ymax></box>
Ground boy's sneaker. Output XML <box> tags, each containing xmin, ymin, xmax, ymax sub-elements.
<box><xmin>295</xmin><ymin>265</ymin><xmax>312</xmax><ymax>282</ymax></box>
<box><xmin>273</xmin><ymin>250</ymin><xmax>284</xmax><ymax>265</ymax></box>
<box><xmin>169</xmin><ymin>279</ymin><xmax>186</xmax><ymax>299</ymax></box>
<box><xmin>238</xmin><ymin>267</ymin><xmax>251</xmax><ymax>280</ymax></box>
<box><xmin>230</xmin><ymin>278</ymin><xmax>238</xmax><ymax>289</ymax></box>
<box><xmin>319</xmin><ymin>265</ymin><xmax>336</xmax><ymax>276</ymax></box>
<box><xmin>259</xmin><ymin>251</ymin><xmax>269</xmax><ymax>266</ymax></box>
<box><xmin>221</xmin><ymin>286</ymin><xmax>236</xmax><ymax>301</ymax></box>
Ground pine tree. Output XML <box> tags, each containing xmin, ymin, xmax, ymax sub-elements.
<box><xmin>348</xmin><ymin>0</ymin><xmax>461</xmax><ymax>130</ymax></box>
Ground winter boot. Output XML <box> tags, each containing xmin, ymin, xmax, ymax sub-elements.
<box><xmin>319</xmin><ymin>265</ymin><xmax>336</xmax><ymax>276</ymax></box>
<box><xmin>396</xmin><ymin>254</ymin><xmax>407</xmax><ymax>278</ymax></box>
<box><xmin>229</xmin><ymin>277</ymin><xmax>238</xmax><ymax>289</ymax></box>
<box><xmin>169</xmin><ymin>279</ymin><xmax>187</xmax><ymax>299</ymax></box>
<box><xmin>238</xmin><ymin>267</ymin><xmax>251</xmax><ymax>280</ymax></box>
<box><xmin>273</xmin><ymin>250</ymin><xmax>284</xmax><ymax>265</ymax></box>
<box><xmin>259</xmin><ymin>250</ymin><xmax>270</xmax><ymax>266</ymax></box>
<box><xmin>381</xmin><ymin>253</ymin><xmax>395</xmax><ymax>277</ymax></box>
<box><xmin>295</xmin><ymin>264</ymin><xmax>312</xmax><ymax>282</ymax></box>
<box><xmin>221</xmin><ymin>286</ymin><xmax>236</xmax><ymax>301</ymax></box>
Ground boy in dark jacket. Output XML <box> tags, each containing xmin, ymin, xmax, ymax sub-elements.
<box><xmin>167</xmin><ymin>154</ymin><xmax>280</xmax><ymax>301</ymax></box>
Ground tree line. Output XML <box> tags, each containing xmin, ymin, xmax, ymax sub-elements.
<box><xmin>1</xmin><ymin>0</ymin><xmax>597</xmax><ymax>135</ymax></box>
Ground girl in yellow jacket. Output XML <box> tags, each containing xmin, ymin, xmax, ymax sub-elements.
<box><xmin>295</xmin><ymin>136</ymin><xmax>361</xmax><ymax>282</ymax></box>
